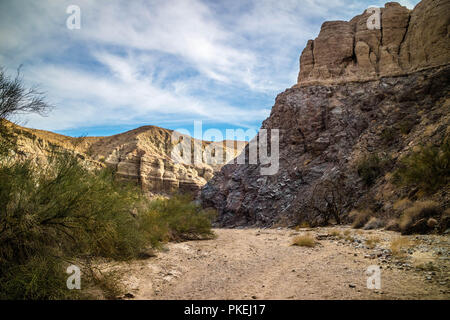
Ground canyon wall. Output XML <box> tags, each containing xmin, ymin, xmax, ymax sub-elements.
<box><xmin>201</xmin><ymin>0</ymin><xmax>450</xmax><ymax>227</ymax></box>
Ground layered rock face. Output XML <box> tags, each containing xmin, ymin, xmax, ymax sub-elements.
<box><xmin>298</xmin><ymin>1</ymin><xmax>450</xmax><ymax>85</ymax></box>
<box><xmin>1</xmin><ymin>120</ymin><xmax>103</xmax><ymax>169</ymax></box>
<box><xmin>3</xmin><ymin>122</ymin><xmax>245</xmax><ymax>195</ymax></box>
<box><xmin>86</xmin><ymin>126</ymin><xmax>245</xmax><ymax>195</ymax></box>
<box><xmin>201</xmin><ymin>0</ymin><xmax>450</xmax><ymax>227</ymax></box>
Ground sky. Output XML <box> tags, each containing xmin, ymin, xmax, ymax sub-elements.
<box><xmin>0</xmin><ymin>0</ymin><xmax>419</xmax><ymax>140</ymax></box>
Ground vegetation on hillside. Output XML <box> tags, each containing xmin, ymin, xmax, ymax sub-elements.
<box><xmin>356</xmin><ymin>153</ymin><xmax>391</xmax><ymax>187</ymax></box>
<box><xmin>0</xmin><ymin>68</ymin><xmax>215</xmax><ymax>299</ymax></box>
<box><xmin>394</xmin><ymin>138</ymin><xmax>450</xmax><ymax>194</ymax></box>
<box><xmin>0</xmin><ymin>151</ymin><xmax>214</xmax><ymax>299</ymax></box>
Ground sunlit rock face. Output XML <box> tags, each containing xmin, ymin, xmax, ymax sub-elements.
<box><xmin>76</xmin><ymin>126</ymin><xmax>246</xmax><ymax>195</ymax></box>
<box><xmin>3</xmin><ymin>122</ymin><xmax>246</xmax><ymax>195</ymax></box>
<box><xmin>297</xmin><ymin>0</ymin><xmax>450</xmax><ymax>86</ymax></box>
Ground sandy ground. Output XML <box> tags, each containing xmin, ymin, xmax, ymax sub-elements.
<box><xmin>100</xmin><ymin>227</ymin><xmax>450</xmax><ymax>300</ymax></box>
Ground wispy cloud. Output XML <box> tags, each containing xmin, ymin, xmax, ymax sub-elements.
<box><xmin>0</xmin><ymin>0</ymin><xmax>420</xmax><ymax>136</ymax></box>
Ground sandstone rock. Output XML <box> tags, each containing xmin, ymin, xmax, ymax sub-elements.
<box><xmin>399</xmin><ymin>0</ymin><xmax>450</xmax><ymax>70</ymax></box>
<box><xmin>2</xmin><ymin>122</ymin><xmax>246</xmax><ymax>195</ymax></box>
<box><xmin>297</xmin><ymin>0</ymin><xmax>450</xmax><ymax>85</ymax></box>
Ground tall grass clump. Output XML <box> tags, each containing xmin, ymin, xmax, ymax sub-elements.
<box><xmin>390</xmin><ymin>237</ymin><xmax>413</xmax><ymax>258</ymax></box>
<box><xmin>291</xmin><ymin>235</ymin><xmax>316</xmax><ymax>247</ymax></box>
<box><xmin>349</xmin><ymin>209</ymin><xmax>373</xmax><ymax>229</ymax></box>
<box><xmin>398</xmin><ymin>201</ymin><xmax>441</xmax><ymax>234</ymax></box>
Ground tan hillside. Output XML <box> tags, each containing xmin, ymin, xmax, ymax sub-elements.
<box><xmin>2</xmin><ymin>120</ymin><xmax>246</xmax><ymax>195</ymax></box>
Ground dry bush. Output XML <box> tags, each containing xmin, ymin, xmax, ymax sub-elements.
<box><xmin>390</xmin><ymin>237</ymin><xmax>413</xmax><ymax>257</ymax></box>
<box><xmin>291</xmin><ymin>235</ymin><xmax>316</xmax><ymax>247</ymax></box>
<box><xmin>308</xmin><ymin>178</ymin><xmax>350</xmax><ymax>225</ymax></box>
<box><xmin>439</xmin><ymin>208</ymin><xmax>450</xmax><ymax>233</ymax></box>
<box><xmin>399</xmin><ymin>201</ymin><xmax>441</xmax><ymax>234</ymax></box>
<box><xmin>366</xmin><ymin>236</ymin><xmax>381</xmax><ymax>249</ymax></box>
<box><xmin>295</xmin><ymin>221</ymin><xmax>310</xmax><ymax>230</ymax></box>
<box><xmin>344</xmin><ymin>235</ymin><xmax>355</xmax><ymax>242</ymax></box>
<box><xmin>0</xmin><ymin>68</ymin><xmax>52</xmax><ymax>120</ymax></box>
<box><xmin>385</xmin><ymin>219</ymin><xmax>400</xmax><ymax>231</ymax></box>
<box><xmin>363</xmin><ymin>217</ymin><xmax>385</xmax><ymax>230</ymax></box>
<box><xmin>330</xmin><ymin>229</ymin><xmax>343</xmax><ymax>238</ymax></box>
<box><xmin>393</xmin><ymin>198</ymin><xmax>413</xmax><ymax>211</ymax></box>
<box><xmin>350</xmin><ymin>209</ymin><xmax>373</xmax><ymax>229</ymax></box>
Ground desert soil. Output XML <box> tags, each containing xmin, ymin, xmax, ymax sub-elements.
<box><xmin>100</xmin><ymin>227</ymin><xmax>450</xmax><ymax>300</ymax></box>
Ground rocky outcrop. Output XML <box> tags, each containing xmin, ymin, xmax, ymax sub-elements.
<box><xmin>1</xmin><ymin>120</ymin><xmax>103</xmax><ymax>169</ymax></box>
<box><xmin>2</xmin><ymin>121</ymin><xmax>245</xmax><ymax>195</ymax></box>
<box><xmin>86</xmin><ymin>126</ymin><xmax>245</xmax><ymax>195</ymax></box>
<box><xmin>201</xmin><ymin>0</ymin><xmax>450</xmax><ymax>227</ymax></box>
<box><xmin>298</xmin><ymin>1</ymin><xmax>450</xmax><ymax>85</ymax></box>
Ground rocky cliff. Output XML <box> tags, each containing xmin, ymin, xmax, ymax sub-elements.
<box><xmin>201</xmin><ymin>0</ymin><xmax>450</xmax><ymax>228</ymax></box>
<box><xmin>298</xmin><ymin>1</ymin><xmax>449</xmax><ymax>85</ymax></box>
<box><xmin>2</xmin><ymin>121</ymin><xmax>245</xmax><ymax>195</ymax></box>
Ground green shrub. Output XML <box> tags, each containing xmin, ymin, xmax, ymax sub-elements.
<box><xmin>0</xmin><ymin>256</ymin><xmax>80</xmax><ymax>300</ymax></box>
<box><xmin>380</xmin><ymin>127</ymin><xmax>397</xmax><ymax>145</ymax></box>
<box><xmin>357</xmin><ymin>154</ymin><xmax>390</xmax><ymax>186</ymax></box>
<box><xmin>146</xmin><ymin>195</ymin><xmax>216</xmax><ymax>242</ymax></box>
<box><xmin>394</xmin><ymin>138</ymin><xmax>450</xmax><ymax>194</ymax></box>
<box><xmin>0</xmin><ymin>150</ymin><xmax>215</xmax><ymax>299</ymax></box>
<box><xmin>398</xmin><ymin>118</ymin><xmax>416</xmax><ymax>135</ymax></box>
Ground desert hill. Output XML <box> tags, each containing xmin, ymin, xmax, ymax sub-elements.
<box><xmin>2</xmin><ymin>120</ymin><xmax>246</xmax><ymax>195</ymax></box>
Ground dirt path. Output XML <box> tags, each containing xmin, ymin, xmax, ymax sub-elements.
<box><xmin>103</xmin><ymin>227</ymin><xmax>450</xmax><ymax>300</ymax></box>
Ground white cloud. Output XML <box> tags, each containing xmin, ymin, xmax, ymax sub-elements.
<box><xmin>0</xmin><ymin>0</ymin><xmax>421</xmax><ymax>133</ymax></box>
<box><xmin>21</xmin><ymin>55</ymin><xmax>269</xmax><ymax>131</ymax></box>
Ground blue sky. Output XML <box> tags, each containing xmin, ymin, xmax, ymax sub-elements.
<box><xmin>0</xmin><ymin>0</ymin><xmax>419</xmax><ymax>140</ymax></box>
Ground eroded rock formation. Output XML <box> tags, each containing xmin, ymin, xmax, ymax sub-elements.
<box><xmin>86</xmin><ymin>126</ymin><xmax>245</xmax><ymax>195</ymax></box>
<box><xmin>3</xmin><ymin>122</ymin><xmax>245</xmax><ymax>195</ymax></box>
<box><xmin>201</xmin><ymin>0</ymin><xmax>450</xmax><ymax>227</ymax></box>
<box><xmin>298</xmin><ymin>1</ymin><xmax>450</xmax><ymax>85</ymax></box>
